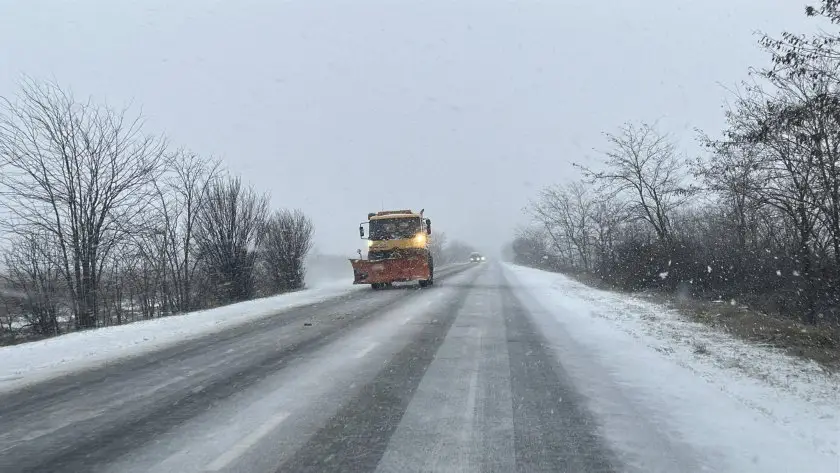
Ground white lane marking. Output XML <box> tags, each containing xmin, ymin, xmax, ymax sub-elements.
<box><xmin>205</xmin><ymin>411</ymin><xmax>290</xmax><ymax>471</ymax></box>
<box><xmin>465</xmin><ymin>368</ymin><xmax>478</xmax><ymax>418</ymax></box>
<box><xmin>354</xmin><ymin>342</ymin><xmax>379</xmax><ymax>359</ymax></box>
<box><xmin>464</xmin><ymin>330</ymin><xmax>482</xmax><ymax>420</ymax></box>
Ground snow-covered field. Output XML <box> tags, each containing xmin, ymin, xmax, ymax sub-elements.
<box><xmin>504</xmin><ymin>263</ymin><xmax>839</xmax><ymax>473</ymax></box>
<box><xmin>0</xmin><ymin>281</ymin><xmax>361</xmax><ymax>394</ymax></box>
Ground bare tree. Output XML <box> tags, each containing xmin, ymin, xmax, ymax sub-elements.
<box><xmin>0</xmin><ymin>287</ymin><xmax>19</xmax><ymax>342</ymax></box>
<box><xmin>511</xmin><ymin>226</ymin><xmax>551</xmax><ymax>268</ymax></box>
<box><xmin>2</xmin><ymin>232</ymin><xmax>64</xmax><ymax>336</ymax></box>
<box><xmin>429</xmin><ymin>231</ymin><xmax>448</xmax><ymax>265</ymax></box>
<box><xmin>577</xmin><ymin>122</ymin><xmax>691</xmax><ymax>241</ymax></box>
<box><xmin>195</xmin><ymin>175</ymin><xmax>269</xmax><ymax>304</ymax></box>
<box><xmin>98</xmin><ymin>243</ymin><xmax>131</xmax><ymax>326</ymax></box>
<box><xmin>771</xmin><ymin>68</ymin><xmax>840</xmax><ymax>268</ymax></box>
<box><xmin>154</xmin><ymin>150</ymin><xmax>221</xmax><ymax>312</ymax></box>
<box><xmin>261</xmin><ymin>209</ymin><xmax>314</xmax><ymax>293</ymax></box>
<box><xmin>529</xmin><ymin>182</ymin><xmax>596</xmax><ymax>270</ymax></box>
<box><xmin>0</xmin><ymin>79</ymin><xmax>167</xmax><ymax>329</ymax></box>
<box><xmin>589</xmin><ymin>193</ymin><xmax>627</xmax><ymax>276</ymax></box>
<box><xmin>127</xmin><ymin>224</ymin><xmax>169</xmax><ymax>319</ymax></box>
<box><xmin>721</xmin><ymin>84</ymin><xmax>825</xmax><ymax>288</ymax></box>
<box><xmin>695</xmin><ymin>137</ymin><xmax>764</xmax><ymax>253</ymax></box>
<box><xmin>760</xmin><ymin>1</ymin><xmax>840</xmax><ymax>81</ymax></box>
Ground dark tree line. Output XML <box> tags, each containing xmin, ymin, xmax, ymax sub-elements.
<box><xmin>515</xmin><ymin>4</ymin><xmax>840</xmax><ymax>325</ymax></box>
<box><xmin>0</xmin><ymin>79</ymin><xmax>314</xmax><ymax>343</ymax></box>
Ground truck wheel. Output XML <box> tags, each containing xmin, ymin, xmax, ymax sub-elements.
<box><xmin>419</xmin><ymin>257</ymin><xmax>434</xmax><ymax>288</ymax></box>
<box><xmin>371</xmin><ymin>283</ymin><xmax>383</xmax><ymax>290</ymax></box>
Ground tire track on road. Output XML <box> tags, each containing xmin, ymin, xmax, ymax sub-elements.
<box><xmin>500</xmin><ymin>272</ymin><xmax>618</xmax><ymax>473</ymax></box>
<box><xmin>276</xmin><ymin>267</ymin><xmax>481</xmax><ymax>472</ymax></box>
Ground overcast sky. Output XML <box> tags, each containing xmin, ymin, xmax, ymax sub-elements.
<box><xmin>0</xmin><ymin>0</ymin><xmax>814</xmax><ymax>255</ymax></box>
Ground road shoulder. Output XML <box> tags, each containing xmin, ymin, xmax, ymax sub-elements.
<box><xmin>502</xmin><ymin>263</ymin><xmax>839</xmax><ymax>473</ymax></box>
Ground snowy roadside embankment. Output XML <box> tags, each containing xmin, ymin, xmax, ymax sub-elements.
<box><xmin>504</xmin><ymin>263</ymin><xmax>839</xmax><ymax>473</ymax></box>
<box><xmin>0</xmin><ymin>281</ymin><xmax>361</xmax><ymax>395</ymax></box>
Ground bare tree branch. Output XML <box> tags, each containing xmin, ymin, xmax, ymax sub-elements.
<box><xmin>0</xmin><ymin>78</ymin><xmax>166</xmax><ymax>328</ymax></box>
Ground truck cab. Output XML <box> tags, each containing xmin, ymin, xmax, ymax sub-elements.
<box><xmin>365</xmin><ymin>211</ymin><xmax>430</xmax><ymax>259</ymax></box>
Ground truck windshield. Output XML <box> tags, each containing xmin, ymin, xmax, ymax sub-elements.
<box><xmin>369</xmin><ymin>217</ymin><xmax>422</xmax><ymax>240</ymax></box>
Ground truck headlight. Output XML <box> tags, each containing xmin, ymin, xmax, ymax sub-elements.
<box><xmin>414</xmin><ymin>233</ymin><xmax>427</xmax><ymax>245</ymax></box>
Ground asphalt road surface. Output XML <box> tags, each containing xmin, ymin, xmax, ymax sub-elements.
<box><xmin>0</xmin><ymin>263</ymin><xmax>620</xmax><ymax>473</ymax></box>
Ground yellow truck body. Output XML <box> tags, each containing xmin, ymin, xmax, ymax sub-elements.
<box><xmin>349</xmin><ymin>209</ymin><xmax>434</xmax><ymax>288</ymax></box>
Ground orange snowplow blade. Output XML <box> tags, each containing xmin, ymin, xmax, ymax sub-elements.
<box><xmin>350</xmin><ymin>256</ymin><xmax>430</xmax><ymax>284</ymax></box>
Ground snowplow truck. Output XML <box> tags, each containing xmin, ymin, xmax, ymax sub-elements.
<box><xmin>350</xmin><ymin>209</ymin><xmax>434</xmax><ymax>289</ymax></box>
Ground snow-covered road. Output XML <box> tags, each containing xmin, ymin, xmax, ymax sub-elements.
<box><xmin>0</xmin><ymin>263</ymin><xmax>835</xmax><ymax>472</ymax></box>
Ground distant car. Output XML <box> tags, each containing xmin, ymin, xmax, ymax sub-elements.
<box><xmin>469</xmin><ymin>252</ymin><xmax>486</xmax><ymax>263</ymax></box>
